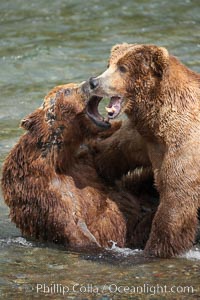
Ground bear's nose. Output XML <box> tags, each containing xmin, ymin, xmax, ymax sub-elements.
<box><xmin>89</xmin><ymin>77</ymin><xmax>99</xmax><ymax>90</ymax></box>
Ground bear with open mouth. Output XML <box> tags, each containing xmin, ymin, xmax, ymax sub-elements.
<box><xmin>1</xmin><ymin>82</ymin><xmax>158</xmax><ymax>250</ymax></box>
<box><xmin>83</xmin><ymin>43</ymin><xmax>200</xmax><ymax>258</ymax></box>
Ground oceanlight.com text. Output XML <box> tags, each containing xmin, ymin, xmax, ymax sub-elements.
<box><xmin>35</xmin><ymin>282</ymin><xmax>196</xmax><ymax>296</ymax></box>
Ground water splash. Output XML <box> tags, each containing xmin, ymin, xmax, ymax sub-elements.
<box><xmin>0</xmin><ymin>237</ymin><xmax>33</xmax><ymax>248</ymax></box>
<box><xmin>107</xmin><ymin>241</ymin><xmax>142</xmax><ymax>257</ymax></box>
<box><xmin>1</xmin><ymin>237</ymin><xmax>200</xmax><ymax>261</ymax></box>
<box><xmin>182</xmin><ymin>247</ymin><xmax>200</xmax><ymax>260</ymax></box>
<box><xmin>108</xmin><ymin>241</ymin><xmax>200</xmax><ymax>260</ymax></box>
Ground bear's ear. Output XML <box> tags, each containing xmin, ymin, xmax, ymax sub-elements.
<box><xmin>151</xmin><ymin>46</ymin><xmax>169</xmax><ymax>77</ymax></box>
<box><xmin>20</xmin><ymin>109</ymin><xmax>43</xmax><ymax>131</ymax></box>
<box><xmin>111</xmin><ymin>43</ymin><xmax>130</xmax><ymax>54</ymax></box>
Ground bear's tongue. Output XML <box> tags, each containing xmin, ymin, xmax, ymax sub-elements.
<box><xmin>105</xmin><ymin>96</ymin><xmax>122</xmax><ymax>119</ymax></box>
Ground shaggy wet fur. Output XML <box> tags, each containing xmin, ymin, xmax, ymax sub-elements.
<box><xmin>92</xmin><ymin>119</ymin><xmax>151</xmax><ymax>184</ymax></box>
<box><xmin>85</xmin><ymin>43</ymin><xmax>200</xmax><ymax>258</ymax></box>
<box><xmin>1</xmin><ymin>83</ymin><xmax>157</xmax><ymax>250</ymax></box>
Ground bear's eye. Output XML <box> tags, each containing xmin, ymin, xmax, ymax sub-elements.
<box><xmin>64</xmin><ymin>89</ymin><xmax>71</xmax><ymax>96</ymax></box>
<box><xmin>118</xmin><ymin>65</ymin><xmax>127</xmax><ymax>73</ymax></box>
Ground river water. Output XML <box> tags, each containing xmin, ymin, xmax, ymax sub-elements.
<box><xmin>0</xmin><ymin>0</ymin><xmax>200</xmax><ymax>299</ymax></box>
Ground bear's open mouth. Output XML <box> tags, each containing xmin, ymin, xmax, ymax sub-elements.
<box><xmin>86</xmin><ymin>96</ymin><xmax>123</xmax><ymax>129</ymax></box>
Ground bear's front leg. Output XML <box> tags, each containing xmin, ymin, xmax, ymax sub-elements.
<box><xmin>145</xmin><ymin>199</ymin><xmax>198</xmax><ymax>258</ymax></box>
<box><xmin>93</xmin><ymin>120</ymin><xmax>150</xmax><ymax>184</ymax></box>
<box><xmin>144</xmin><ymin>155</ymin><xmax>199</xmax><ymax>258</ymax></box>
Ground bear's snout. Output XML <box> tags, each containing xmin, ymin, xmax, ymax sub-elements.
<box><xmin>89</xmin><ymin>77</ymin><xmax>99</xmax><ymax>90</ymax></box>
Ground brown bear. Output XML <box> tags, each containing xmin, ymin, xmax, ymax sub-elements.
<box><xmin>84</xmin><ymin>43</ymin><xmax>200</xmax><ymax>258</ymax></box>
<box><xmin>1</xmin><ymin>83</ymin><xmax>157</xmax><ymax>250</ymax></box>
<box><xmin>91</xmin><ymin>119</ymin><xmax>152</xmax><ymax>185</ymax></box>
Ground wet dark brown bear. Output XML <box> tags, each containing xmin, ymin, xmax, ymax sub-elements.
<box><xmin>85</xmin><ymin>43</ymin><xmax>200</xmax><ymax>258</ymax></box>
<box><xmin>1</xmin><ymin>83</ymin><xmax>157</xmax><ymax>250</ymax></box>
